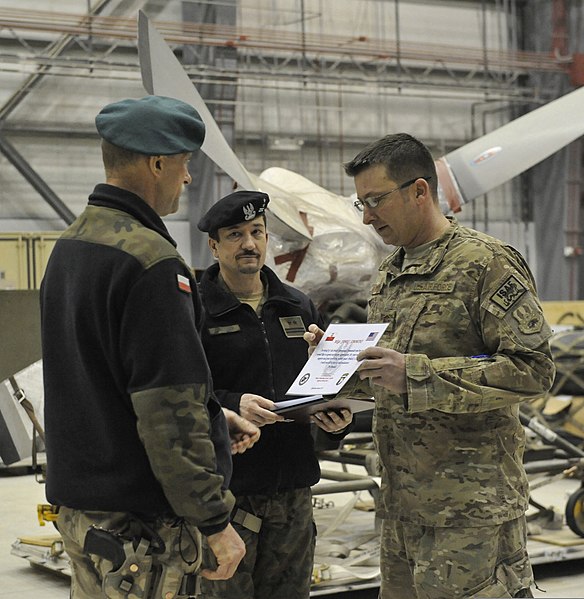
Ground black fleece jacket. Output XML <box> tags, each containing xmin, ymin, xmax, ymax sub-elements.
<box><xmin>40</xmin><ymin>185</ymin><xmax>232</xmax><ymax>534</ymax></box>
<box><xmin>199</xmin><ymin>263</ymin><xmax>346</xmax><ymax>496</ymax></box>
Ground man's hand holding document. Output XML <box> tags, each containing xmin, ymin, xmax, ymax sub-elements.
<box><xmin>272</xmin><ymin>323</ymin><xmax>388</xmax><ymax>422</ymax></box>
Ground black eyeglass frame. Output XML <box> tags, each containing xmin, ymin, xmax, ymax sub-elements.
<box><xmin>353</xmin><ymin>176</ymin><xmax>432</xmax><ymax>212</ymax></box>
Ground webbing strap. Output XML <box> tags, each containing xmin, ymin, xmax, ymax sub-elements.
<box><xmin>8</xmin><ymin>376</ymin><xmax>45</xmax><ymax>442</ymax></box>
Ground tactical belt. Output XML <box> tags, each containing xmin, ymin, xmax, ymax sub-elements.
<box><xmin>232</xmin><ymin>509</ymin><xmax>262</xmax><ymax>533</ymax></box>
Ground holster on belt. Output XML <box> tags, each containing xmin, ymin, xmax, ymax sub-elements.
<box><xmin>84</xmin><ymin>526</ymin><xmax>154</xmax><ymax>598</ymax></box>
<box><xmin>83</xmin><ymin>516</ymin><xmax>201</xmax><ymax>598</ymax></box>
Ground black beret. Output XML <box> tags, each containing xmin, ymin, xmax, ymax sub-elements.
<box><xmin>198</xmin><ymin>191</ymin><xmax>270</xmax><ymax>233</ymax></box>
<box><xmin>95</xmin><ymin>95</ymin><xmax>205</xmax><ymax>155</ymax></box>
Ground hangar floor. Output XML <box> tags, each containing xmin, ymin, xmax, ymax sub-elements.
<box><xmin>1</xmin><ymin>459</ymin><xmax>584</xmax><ymax>599</ymax></box>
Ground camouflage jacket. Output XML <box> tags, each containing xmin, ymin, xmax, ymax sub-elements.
<box><xmin>345</xmin><ymin>218</ymin><xmax>555</xmax><ymax>527</ymax></box>
<box><xmin>40</xmin><ymin>184</ymin><xmax>234</xmax><ymax>535</ymax></box>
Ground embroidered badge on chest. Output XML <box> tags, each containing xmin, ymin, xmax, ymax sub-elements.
<box><xmin>491</xmin><ymin>274</ymin><xmax>526</xmax><ymax>311</ymax></box>
<box><xmin>279</xmin><ymin>316</ymin><xmax>306</xmax><ymax>338</ymax></box>
<box><xmin>208</xmin><ymin>324</ymin><xmax>241</xmax><ymax>335</ymax></box>
<box><xmin>412</xmin><ymin>281</ymin><xmax>455</xmax><ymax>293</ymax></box>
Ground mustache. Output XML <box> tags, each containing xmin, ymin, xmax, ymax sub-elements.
<box><xmin>236</xmin><ymin>251</ymin><xmax>260</xmax><ymax>258</ymax></box>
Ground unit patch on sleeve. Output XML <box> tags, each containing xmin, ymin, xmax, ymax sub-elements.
<box><xmin>512</xmin><ymin>303</ymin><xmax>544</xmax><ymax>334</ymax></box>
<box><xmin>490</xmin><ymin>275</ymin><xmax>527</xmax><ymax>311</ymax></box>
<box><xmin>279</xmin><ymin>316</ymin><xmax>306</xmax><ymax>338</ymax></box>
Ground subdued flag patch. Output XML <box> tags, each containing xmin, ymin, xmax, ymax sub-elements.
<box><xmin>177</xmin><ymin>274</ymin><xmax>192</xmax><ymax>293</ymax></box>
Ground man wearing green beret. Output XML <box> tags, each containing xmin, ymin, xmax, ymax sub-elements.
<box><xmin>197</xmin><ymin>190</ymin><xmax>354</xmax><ymax>599</ymax></box>
<box><xmin>40</xmin><ymin>95</ymin><xmax>260</xmax><ymax>598</ymax></box>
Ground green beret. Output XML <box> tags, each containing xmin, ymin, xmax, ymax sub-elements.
<box><xmin>198</xmin><ymin>191</ymin><xmax>270</xmax><ymax>233</ymax></box>
<box><xmin>95</xmin><ymin>95</ymin><xmax>205</xmax><ymax>155</ymax></box>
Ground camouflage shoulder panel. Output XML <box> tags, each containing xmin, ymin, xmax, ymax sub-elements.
<box><xmin>450</xmin><ymin>225</ymin><xmax>530</xmax><ymax>274</ymax></box>
<box><xmin>61</xmin><ymin>205</ymin><xmax>188</xmax><ymax>270</ymax></box>
<box><xmin>452</xmin><ymin>225</ymin><xmax>508</xmax><ymax>254</ymax></box>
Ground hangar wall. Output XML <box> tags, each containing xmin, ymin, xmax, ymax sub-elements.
<box><xmin>0</xmin><ymin>0</ymin><xmax>582</xmax><ymax>299</ymax></box>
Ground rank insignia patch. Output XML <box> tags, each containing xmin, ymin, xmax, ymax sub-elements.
<box><xmin>491</xmin><ymin>275</ymin><xmax>526</xmax><ymax>311</ymax></box>
<box><xmin>279</xmin><ymin>316</ymin><xmax>306</xmax><ymax>338</ymax></box>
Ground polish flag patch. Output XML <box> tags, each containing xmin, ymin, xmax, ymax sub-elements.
<box><xmin>177</xmin><ymin>274</ymin><xmax>192</xmax><ymax>294</ymax></box>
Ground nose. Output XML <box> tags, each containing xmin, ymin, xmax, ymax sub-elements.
<box><xmin>362</xmin><ymin>205</ymin><xmax>375</xmax><ymax>225</ymax></box>
<box><xmin>184</xmin><ymin>169</ymin><xmax>192</xmax><ymax>185</ymax></box>
<box><xmin>241</xmin><ymin>232</ymin><xmax>256</xmax><ymax>249</ymax></box>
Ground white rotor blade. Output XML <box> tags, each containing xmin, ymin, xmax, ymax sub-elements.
<box><xmin>444</xmin><ymin>86</ymin><xmax>584</xmax><ymax>204</ymax></box>
<box><xmin>137</xmin><ymin>12</ymin><xmax>311</xmax><ymax>241</ymax></box>
<box><xmin>138</xmin><ymin>11</ymin><xmax>254</xmax><ymax>190</ymax></box>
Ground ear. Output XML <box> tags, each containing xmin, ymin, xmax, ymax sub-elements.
<box><xmin>208</xmin><ymin>237</ymin><xmax>218</xmax><ymax>258</ymax></box>
<box><xmin>148</xmin><ymin>155</ymin><xmax>163</xmax><ymax>176</ymax></box>
<box><xmin>415</xmin><ymin>178</ymin><xmax>430</xmax><ymax>201</ymax></box>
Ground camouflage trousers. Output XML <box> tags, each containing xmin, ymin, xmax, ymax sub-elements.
<box><xmin>379</xmin><ymin>515</ymin><xmax>533</xmax><ymax>599</ymax></box>
<box><xmin>200</xmin><ymin>487</ymin><xmax>316</xmax><ymax>599</ymax></box>
<box><xmin>58</xmin><ymin>506</ymin><xmax>201</xmax><ymax>598</ymax></box>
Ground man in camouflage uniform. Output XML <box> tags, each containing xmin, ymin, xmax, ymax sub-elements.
<box><xmin>305</xmin><ymin>133</ymin><xmax>555</xmax><ymax>598</ymax></box>
<box><xmin>40</xmin><ymin>96</ymin><xmax>259</xmax><ymax>598</ymax></box>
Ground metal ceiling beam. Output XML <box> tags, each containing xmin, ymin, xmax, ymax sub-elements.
<box><xmin>0</xmin><ymin>0</ymin><xmax>117</xmax><ymax>122</ymax></box>
<box><xmin>0</xmin><ymin>8</ymin><xmax>563</xmax><ymax>76</ymax></box>
<box><xmin>0</xmin><ymin>135</ymin><xmax>76</xmax><ymax>225</ymax></box>
<box><xmin>0</xmin><ymin>0</ymin><xmax>139</xmax><ymax>226</ymax></box>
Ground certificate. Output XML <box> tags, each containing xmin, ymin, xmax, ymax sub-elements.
<box><xmin>286</xmin><ymin>322</ymin><xmax>388</xmax><ymax>396</ymax></box>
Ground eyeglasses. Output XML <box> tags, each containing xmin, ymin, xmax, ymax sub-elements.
<box><xmin>353</xmin><ymin>176</ymin><xmax>432</xmax><ymax>212</ymax></box>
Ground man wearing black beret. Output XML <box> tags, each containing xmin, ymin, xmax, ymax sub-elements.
<box><xmin>40</xmin><ymin>96</ymin><xmax>260</xmax><ymax>598</ymax></box>
<box><xmin>197</xmin><ymin>190</ymin><xmax>354</xmax><ymax>599</ymax></box>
